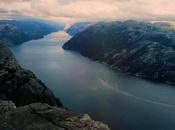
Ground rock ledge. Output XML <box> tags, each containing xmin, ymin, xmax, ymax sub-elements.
<box><xmin>0</xmin><ymin>100</ymin><xmax>111</xmax><ymax>130</ymax></box>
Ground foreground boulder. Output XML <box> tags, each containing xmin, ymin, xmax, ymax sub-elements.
<box><xmin>0</xmin><ymin>100</ymin><xmax>110</xmax><ymax>130</ymax></box>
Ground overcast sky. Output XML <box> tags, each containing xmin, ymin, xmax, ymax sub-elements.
<box><xmin>0</xmin><ymin>0</ymin><xmax>175</xmax><ymax>25</ymax></box>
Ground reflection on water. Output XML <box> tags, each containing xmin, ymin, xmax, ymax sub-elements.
<box><xmin>12</xmin><ymin>31</ymin><xmax>175</xmax><ymax>130</ymax></box>
<box><xmin>51</xmin><ymin>31</ymin><xmax>71</xmax><ymax>40</ymax></box>
<box><xmin>52</xmin><ymin>47</ymin><xmax>64</xmax><ymax>54</ymax></box>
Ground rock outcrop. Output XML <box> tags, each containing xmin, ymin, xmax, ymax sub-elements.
<box><xmin>0</xmin><ymin>100</ymin><xmax>110</xmax><ymax>130</ymax></box>
<box><xmin>0</xmin><ymin>42</ymin><xmax>110</xmax><ymax>130</ymax></box>
<box><xmin>63</xmin><ymin>20</ymin><xmax>175</xmax><ymax>85</ymax></box>
<box><xmin>0</xmin><ymin>42</ymin><xmax>62</xmax><ymax>107</ymax></box>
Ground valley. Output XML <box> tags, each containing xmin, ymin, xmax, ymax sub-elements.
<box><xmin>12</xmin><ymin>31</ymin><xmax>175</xmax><ymax>130</ymax></box>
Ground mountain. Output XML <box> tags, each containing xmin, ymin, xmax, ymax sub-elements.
<box><xmin>63</xmin><ymin>20</ymin><xmax>175</xmax><ymax>85</ymax></box>
<box><xmin>66</xmin><ymin>22</ymin><xmax>92</xmax><ymax>36</ymax></box>
<box><xmin>0</xmin><ymin>42</ymin><xmax>110</xmax><ymax>130</ymax></box>
<box><xmin>0</xmin><ymin>20</ymin><xmax>64</xmax><ymax>45</ymax></box>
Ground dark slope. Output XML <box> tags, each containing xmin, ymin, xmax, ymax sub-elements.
<box><xmin>0</xmin><ymin>42</ymin><xmax>63</xmax><ymax>107</ymax></box>
<box><xmin>66</xmin><ymin>22</ymin><xmax>92</xmax><ymax>36</ymax></box>
<box><xmin>63</xmin><ymin>20</ymin><xmax>175</xmax><ymax>85</ymax></box>
<box><xmin>0</xmin><ymin>20</ymin><xmax>64</xmax><ymax>45</ymax></box>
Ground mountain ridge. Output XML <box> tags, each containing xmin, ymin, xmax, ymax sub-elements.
<box><xmin>0</xmin><ymin>20</ymin><xmax>64</xmax><ymax>46</ymax></box>
<box><xmin>63</xmin><ymin>20</ymin><xmax>175</xmax><ymax>85</ymax></box>
<box><xmin>66</xmin><ymin>22</ymin><xmax>92</xmax><ymax>36</ymax></box>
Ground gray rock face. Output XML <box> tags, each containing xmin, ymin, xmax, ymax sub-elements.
<box><xmin>0</xmin><ymin>101</ymin><xmax>111</xmax><ymax>130</ymax></box>
<box><xmin>0</xmin><ymin>100</ymin><xmax>16</xmax><ymax>115</ymax></box>
<box><xmin>0</xmin><ymin>42</ymin><xmax>63</xmax><ymax>107</ymax></box>
<box><xmin>0</xmin><ymin>42</ymin><xmax>110</xmax><ymax>130</ymax></box>
<box><xmin>63</xmin><ymin>20</ymin><xmax>175</xmax><ymax>85</ymax></box>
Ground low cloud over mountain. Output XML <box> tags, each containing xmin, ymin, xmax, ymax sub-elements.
<box><xmin>0</xmin><ymin>0</ymin><xmax>175</xmax><ymax>24</ymax></box>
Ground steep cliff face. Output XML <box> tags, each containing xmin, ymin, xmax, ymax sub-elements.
<box><xmin>63</xmin><ymin>21</ymin><xmax>175</xmax><ymax>85</ymax></box>
<box><xmin>0</xmin><ymin>42</ymin><xmax>110</xmax><ymax>130</ymax></box>
<box><xmin>0</xmin><ymin>42</ymin><xmax>63</xmax><ymax>107</ymax></box>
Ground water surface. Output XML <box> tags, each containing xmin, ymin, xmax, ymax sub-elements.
<box><xmin>12</xmin><ymin>31</ymin><xmax>175</xmax><ymax>130</ymax></box>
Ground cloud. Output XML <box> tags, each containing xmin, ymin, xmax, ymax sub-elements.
<box><xmin>0</xmin><ymin>8</ymin><xmax>8</xmax><ymax>13</ymax></box>
<box><xmin>0</xmin><ymin>0</ymin><xmax>175</xmax><ymax>24</ymax></box>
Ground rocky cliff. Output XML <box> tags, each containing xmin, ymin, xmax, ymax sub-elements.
<box><xmin>0</xmin><ymin>42</ymin><xmax>62</xmax><ymax>107</ymax></box>
<box><xmin>0</xmin><ymin>100</ymin><xmax>110</xmax><ymax>130</ymax></box>
<box><xmin>63</xmin><ymin>20</ymin><xmax>175</xmax><ymax>85</ymax></box>
<box><xmin>0</xmin><ymin>42</ymin><xmax>110</xmax><ymax>130</ymax></box>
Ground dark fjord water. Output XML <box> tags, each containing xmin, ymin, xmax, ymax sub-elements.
<box><xmin>12</xmin><ymin>31</ymin><xmax>175</xmax><ymax>130</ymax></box>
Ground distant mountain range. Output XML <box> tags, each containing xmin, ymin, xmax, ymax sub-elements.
<box><xmin>66</xmin><ymin>22</ymin><xmax>92</xmax><ymax>36</ymax></box>
<box><xmin>63</xmin><ymin>20</ymin><xmax>175</xmax><ymax>85</ymax></box>
<box><xmin>0</xmin><ymin>20</ymin><xmax>64</xmax><ymax>45</ymax></box>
